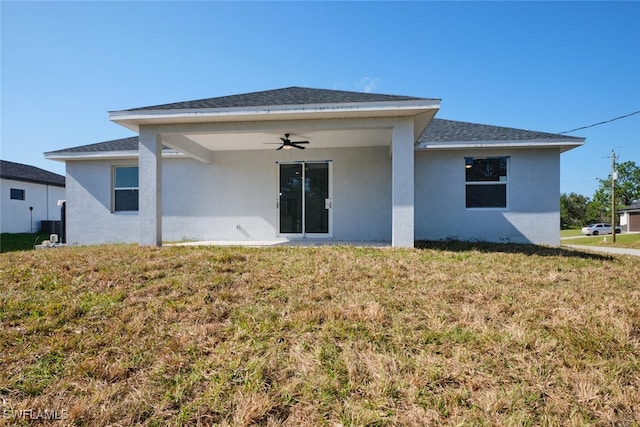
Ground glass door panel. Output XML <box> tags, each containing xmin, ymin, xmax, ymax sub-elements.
<box><xmin>304</xmin><ymin>163</ymin><xmax>329</xmax><ymax>233</ymax></box>
<box><xmin>279</xmin><ymin>164</ymin><xmax>303</xmax><ymax>234</ymax></box>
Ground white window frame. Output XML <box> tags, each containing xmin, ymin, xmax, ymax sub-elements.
<box><xmin>464</xmin><ymin>156</ymin><xmax>509</xmax><ymax>210</ymax></box>
<box><xmin>112</xmin><ymin>166</ymin><xmax>139</xmax><ymax>213</ymax></box>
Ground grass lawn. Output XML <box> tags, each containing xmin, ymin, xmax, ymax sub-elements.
<box><xmin>560</xmin><ymin>229</ymin><xmax>583</xmax><ymax>238</ymax></box>
<box><xmin>1</xmin><ymin>243</ymin><xmax>639</xmax><ymax>425</ymax></box>
<box><xmin>0</xmin><ymin>233</ymin><xmax>50</xmax><ymax>253</ymax></box>
<box><xmin>561</xmin><ymin>232</ymin><xmax>640</xmax><ymax>249</ymax></box>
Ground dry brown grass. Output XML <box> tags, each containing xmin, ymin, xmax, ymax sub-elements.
<box><xmin>1</xmin><ymin>242</ymin><xmax>639</xmax><ymax>426</ymax></box>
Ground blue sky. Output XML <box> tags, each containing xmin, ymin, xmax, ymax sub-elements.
<box><xmin>2</xmin><ymin>1</ymin><xmax>638</xmax><ymax>198</ymax></box>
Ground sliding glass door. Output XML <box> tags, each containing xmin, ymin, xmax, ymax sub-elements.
<box><xmin>278</xmin><ymin>162</ymin><xmax>331</xmax><ymax>236</ymax></box>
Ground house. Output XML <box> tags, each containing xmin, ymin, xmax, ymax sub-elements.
<box><xmin>1</xmin><ymin>160</ymin><xmax>65</xmax><ymax>233</ymax></box>
<box><xmin>44</xmin><ymin>87</ymin><xmax>584</xmax><ymax>247</ymax></box>
<box><xmin>620</xmin><ymin>201</ymin><xmax>640</xmax><ymax>232</ymax></box>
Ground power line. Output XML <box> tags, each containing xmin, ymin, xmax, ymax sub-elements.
<box><xmin>558</xmin><ymin>110</ymin><xmax>640</xmax><ymax>134</ymax></box>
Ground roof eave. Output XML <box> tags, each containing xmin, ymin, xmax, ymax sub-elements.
<box><xmin>416</xmin><ymin>139</ymin><xmax>585</xmax><ymax>152</ymax></box>
<box><xmin>45</xmin><ymin>150</ymin><xmax>184</xmax><ymax>162</ymax></box>
<box><xmin>109</xmin><ymin>99</ymin><xmax>441</xmax><ymax>131</ymax></box>
<box><xmin>1</xmin><ymin>175</ymin><xmax>65</xmax><ymax>187</ymax></box>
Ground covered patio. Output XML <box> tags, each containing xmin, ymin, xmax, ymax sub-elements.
<box><xmin>108</xmin><ymin>87</ymin><xmax>440</xmax><ymax>248</ymax></box>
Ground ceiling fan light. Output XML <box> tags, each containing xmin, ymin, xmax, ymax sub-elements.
<box><xmin>283</xmin><ymin>145</ymin><xmax>291</xmax><ymax>150</ymax></box>
<box><xmin>465</xmin><ymin>157</ymin><xmax>474</xmax><ymax>169</ymax></box>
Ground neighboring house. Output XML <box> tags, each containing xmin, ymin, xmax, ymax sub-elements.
<box><xmin>620</xmin><ymin>201</ymin><xmax>640</xmax><ymax>232</ymax></box>
<box><xmin>0</xmin><ymin>160</ymin><xmax>65</xmax><ymax>233</ymax></box>
<box><xmin>45</xmin><ymin>87</ymin><xmax>584</xmax><ymax>247</ymax></box>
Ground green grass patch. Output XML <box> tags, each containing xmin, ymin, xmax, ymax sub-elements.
<box><xmin>560</xmin><ymin>229</ymin><xmax>582</xmax><ymax>238</ymax></box>
<box><xmin>0</xmin><ymin>244</ymin><xmax>638</xmax><ymax>425</ymax></box>
<box><xmin>562</xmin><ymin>232</ymin><xmax>640</xmax><ymax>249</ymax></box>
<box><xmin>16</xmin><ymin>351</ymin><xmax>66</xmax><ymax>396</ymax></box>
<box><xmin>0</xmin><ymin>233</ymin><xmax>49</xmax><ymax>253</ymax></box>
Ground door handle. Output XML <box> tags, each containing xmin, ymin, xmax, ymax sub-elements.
<box><xmin>325</xmin><ymin>199</ymin><xmax>332</xmax><ymax>209</ymax></box>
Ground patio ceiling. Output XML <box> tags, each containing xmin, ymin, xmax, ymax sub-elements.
<box><xmin>182</xmin><ymin>128</ymin><xmax>393</xmax><ymax>151</ymax></box>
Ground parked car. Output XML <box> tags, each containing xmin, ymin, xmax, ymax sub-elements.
<box><xmin>581</xmin><ymin>223</ymin><xmax>621</xmax><ymax>236</ymax></box>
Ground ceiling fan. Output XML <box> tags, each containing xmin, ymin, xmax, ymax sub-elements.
<box><xmin>267</xmin><ymin>133</ymin><xmax>310</xmax><ymax>150</ymax></box>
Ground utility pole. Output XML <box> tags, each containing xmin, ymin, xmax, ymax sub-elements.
<box><xmin>611</xmin><ymin>150</ymin><xmax>617</xmax><ymax>243</ymax></box>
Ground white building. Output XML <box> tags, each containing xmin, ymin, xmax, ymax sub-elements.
<box><xmin>45</xmin><ymin>87</ymin><xmax>584</xmax><ymax>247</ymax></box>
<box><xmin>620</xmin><ymin>201</ymin><xmax>640</xmax><ymax>232</ymax></box>
<box><xmin>1</xmin><ymin>160</ymin><xmax>65</xmax><ymax>233</ymax></box>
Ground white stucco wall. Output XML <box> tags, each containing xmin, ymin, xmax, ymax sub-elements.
<box><xmin>0</xmin><ymin>178</ymin><xmax>65</xmax><ymax>233</ymax></box>
<box><xmin>65</xmin><ymin>146</ymin><xmax>561</xmax><ymax>246</ymax></box>
<box><xmin>65</xmin><ymin>161</ymin><xmax>140</xmax><ymax>244</ymax></box>
<box><xmin>415</xmin><ymin>148</ymin><xmax>560</xmax><ymax>245</ymax></box>
<box><xmin>65</xmin><ymin>147</ymin><xmax>392</xmax><ymax>245</ymax></box>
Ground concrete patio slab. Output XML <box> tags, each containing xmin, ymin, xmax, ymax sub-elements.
<box><xmin>166</xmin><ymin>239</ymin><xmax>391</xmax><ymax>248</ymax></box>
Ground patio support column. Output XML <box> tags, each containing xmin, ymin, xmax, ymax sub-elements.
<box><xmin>391</xmin><ymin>118</ymin><xmax>415</xmax><ymax>247</ymax></box>
<box><xmin>139</xmin><ymin>129</ymin><xmax>162</xmax><ymax>246</ymax></box>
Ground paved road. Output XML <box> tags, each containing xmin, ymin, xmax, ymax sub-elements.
<box><xmin>561</xmin><ymin>245</ymin><xmax>640</xmax><ymax>257</ymax></box>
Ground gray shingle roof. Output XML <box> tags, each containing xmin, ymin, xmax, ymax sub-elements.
<box><xmin>621</xmin><ymin>201</ymin><xmax>640</xmax><ymax>211</ymax></box>
<box><xmin>419</xmin><ymin>119</ymin><xmax>584</xmax><ymax>143</ymax></box>
<box><xmin>1</xmin><ymin>160</ymin><xmax>65</xmax><ymax>187</ymax></box>
<box><xmin>119</xmin><ymin>86</ymin><xmax>435</xmax><ymax>112</ymax></box>
<box><xmin>45</xmin><ymin>136</ymin><xmax>140</xmax><ymax>154</ymax></box>
<box><xmin>44</xmin><ymin>136</ymin><xmax>173</xmax><ymax>156</ymax></box>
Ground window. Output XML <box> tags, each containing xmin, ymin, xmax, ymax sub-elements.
<box><xmin>10</xmin><ymin>188</ymin><xmax>25</xmax><ymax>200</ymax></box>
<box><xmin>465</xmin><ymin>157</ymin><xmax>508</xmax><ymax>208</ymax></box>
<box><xmin>113</xmin><ymin>166</ymin><xmax>139</xmax><ymax>211</ymax></box>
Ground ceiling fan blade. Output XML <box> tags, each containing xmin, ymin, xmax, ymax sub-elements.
<box><xmin>272</xmin><ymin>134</ymin><xmax>310</xmax><ymax>150</ymax></box>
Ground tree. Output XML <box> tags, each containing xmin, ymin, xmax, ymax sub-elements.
<box><xmin>590</xmin><ymin>160</ymin><xmax>640</xmax><ymax>224</ymax></box>
<box><xmin>614</xmin><ymin>161</ymin><xmax>640</xmax><ymax>206</ymax></box>
<box><xmin>586</xmin><ymin>191</ymin><xmax>608</xmax><ymax>223</ymax></box>
<box><xmin>560</xmin><ymin>192</ymin><xmax>590</xmax><ymax>229</ymax></box>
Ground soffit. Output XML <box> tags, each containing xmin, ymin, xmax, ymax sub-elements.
<box><xmin>185</xmin><ymin>128</ymin><xmax>392</xmax><ymax>152</ymax></box>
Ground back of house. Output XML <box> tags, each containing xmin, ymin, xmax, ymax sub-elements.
<box><xmin>45</xmin><ymin>87</ymin><xmax>584</xmax><ymax>247</ymax></box>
